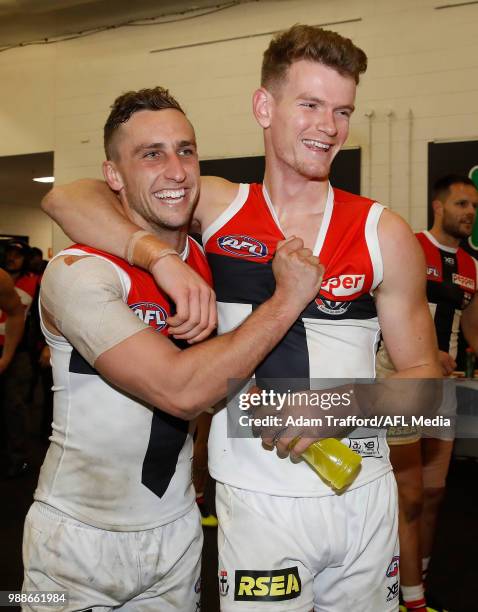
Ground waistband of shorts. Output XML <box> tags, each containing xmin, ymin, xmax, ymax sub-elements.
<box><xmin>32</xmin><ymin>501</ymin><xmax>105</xmax><ymax>531</ymax></box>
<box><xmin>31</xmin><ymin>499</ymin><xmax>198</xmax><ymax>532</ymax></box>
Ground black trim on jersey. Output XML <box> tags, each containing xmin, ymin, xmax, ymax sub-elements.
<box><xmin>207</xmin><ymin>252</ymin><xmax>378</xmax><ymax>321</ymax></box>
<box><xmin>69</xmin><ymin>348</ymin><xmax>97</xmax><ymax>375</ymax></box>
<box><xmin>304</xmin><ymin>292</ymin><xmax>377</xmax><ymax>321</ymax></box>
<box><xmin>208</xmin><ymin>253</ymin><xmax>311</xmax><ymax>383</ymax></box>
<box><xmin>430</xmin><ymin>252</ymin><xmax>458</xmax><ymax>352</ymax></box>
<box><xmin>207</xmin><ymin>253</ymin><xmax>275</xmax><ymax>305</ymax></box>
<box><xmin>254</xmin><ymin>311</ymin><xmax>311</xmax><ymax>386</ymax></box>
<box><xmin>142</xmin><ymin>409</ymin><xmax>188</xmax><ymax>498</ymax></box>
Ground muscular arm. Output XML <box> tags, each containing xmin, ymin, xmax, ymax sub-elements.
<box><xmin>42</xmin><ymin>176</ymin><xmax>236</xmax><ymax>251</ymax></box>
<box><xmin>375</xmin><ymin>210</ymin><xmax>441</xmax><ymax>379</ymax></box>
<box><xmin>43</xmin><ymin>239</ymin><xmax>323</xmax><ymax>421</ymax></box>
<box><xmin>267</xmin><ymin>213</ymin><xmax>442</xmax><ymax>458</ymax></box>
<box><xmin>42</xmin><ymin>177</ymin><xmax>237</xmax><ymax>341</ymax></box>
<box><xmin>461</xmin><ymin>293</ymin><xmax>478</xmax><ymax>354</ymax></box>
<box><xmin>0</xmin><ymin>269</ymin><xmax>25</xmax><ymax>373</ymax></box>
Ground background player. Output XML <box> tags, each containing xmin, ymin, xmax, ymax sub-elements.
<box><xmin>23</xmin><ymin>86</ymin><xmax>324</xmax><ymax>611</ymax></box>
<box><xmin>0</xmin><ymin>241</ymin><xmax>38</xmax><ymax>477</ymax></box>
<box><xmin>42</xmin><ymin>25</ymin><xmax>441</xmax><ymax>612</ymax></box>
<box><xmin>377</xmin><ymin>174</ymin><xmax>478</xmax><ymax>612</ymax></box>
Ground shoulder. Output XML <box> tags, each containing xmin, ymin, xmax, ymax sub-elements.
<box><xmin>333</xmin><ymin>187</ymin><xmax>375</xmax><ymax>208</ymax></box>
<box><xmin>378</xmin><ymin>208</ymin><xmax>416</xmax><ymax>241</ymax></box>
<box><xmin>377</xmin><ymin>210</ymin><xmax>425</xmax><ymax>283</ymax></box>
<box><xmin>196</xmin><ymin>176</ymin><xmax>241</xmax><ymax>227</ymax></box>
<box><xmin>42</xmin><ymin>254</ymin><xmax>124</xmax><ymax>300</ymax></box>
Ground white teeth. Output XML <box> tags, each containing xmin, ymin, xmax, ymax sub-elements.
<box><xmin>154</xmin><ymin>189</ymin><xmax>185</xmax><ymax>199</ymax></box>
<box><xmin>302</xmin><ymin>139</ymin><xmax>331</xmax><ymax>151</ymax></box>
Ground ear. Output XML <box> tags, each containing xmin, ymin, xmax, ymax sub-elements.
<box><xmin>252</xmin><ymin>87</ymin><xmax>273</xmax><ymax>129</ymax></box>
<box><xmin>102</xmin><ymin>160</ymin><xmax>124</xmax><ymax>192</ymax></box>
<box><xmin>432</xmin><ymin>198</ymin><xmax>443</xmax><ymax>218</ymax></box>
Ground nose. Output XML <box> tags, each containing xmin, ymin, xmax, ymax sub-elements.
<box><xmin>164</xmin><ymin>153</ymin><xmax>186</xmax><ymax>183</ymax></box>
<box><xmin>316</xmin><ymin>109</ymin><xmax>338</xmax><ymax>137</ymax></box>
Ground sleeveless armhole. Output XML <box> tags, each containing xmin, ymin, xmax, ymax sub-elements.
<box><xmin>202</xmin><ymin>183</ymin><xmax>250</xmax><ymax>246</ymax></box>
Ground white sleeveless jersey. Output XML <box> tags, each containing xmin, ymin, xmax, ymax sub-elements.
<box><xmin>35</xmin><ymin>242</ymin><xmax>211</xmax><ymax>530</ymax></box>
<box><xmin>203</xmin><ymin>184</ymin><xmax>390</xmax><ymax>497</ymax></box>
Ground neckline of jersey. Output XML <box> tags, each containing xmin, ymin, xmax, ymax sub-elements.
<box><xmin>261</xmin><ymin>182</ymin><xmax>334</xmax><ymax>257</ymax></box>
<box><xmin>423</xmin><ymin>230</ymin><xmax>458</xmax><ymax>254</ymax></box>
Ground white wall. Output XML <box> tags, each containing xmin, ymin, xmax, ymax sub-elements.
<box><xmin>0</xmin><ymin>0</ymin><xmax>477</xmax><ymax>251</ymax></box>
<box><xmin>0</xmin><ymin>203</ymin><xmax>52</xmax><ymax>256</ymax></box>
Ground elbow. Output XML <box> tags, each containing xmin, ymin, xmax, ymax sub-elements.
<box><xmin>41</xmin><ymin>185</ymin><xmax>65</xmax><ymax>217</ymax></box>
<box><xmin>163</xmin><ymin>393</ymin><xmax>204</xmax><ymax>421</ymax></box>
<box><xmin>149</xmin><ymin>384</ymin><xmax>204</xmax><ymax>421</ymax></box>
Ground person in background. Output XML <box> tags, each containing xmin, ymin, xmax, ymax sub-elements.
<box><xmin>377</xmin><ymin>174</ymin><xmax>478</xmax><ymax>612</ymax></box>
<box><xmin>26</xmin><ymin>247</ymin><xmax>53</xmax><ymax>443</ymax></box>
<box><xmin>28</xmin><ymin>247</ymin><xmax>48</xmax><ymax>275</ymax></box>
<box><xmin>193</xmin><ymin>409</ymin><xmax>218</xmax><ymax>527</ymax></box>
<box><xmin>0</xmin><ymin>241</ymin><xmax>39</xmax><ymax>477</ymax></box>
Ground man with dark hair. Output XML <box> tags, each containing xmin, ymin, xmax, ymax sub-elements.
<box><xmin>377</xmin><ymin>174</ymin><xmax>478</xmax><ymax>612</ymax></box>
<box><xmin>28</xmin><ymin>247</ymin><xmax>47</xmax><ymax>275</ymax></box>
<box><xmin>23</xmin><ymin>85</ymin><xmax>323</xmax><ymax>611</ymax></box>
<box><xmin>43</xmin><ymin>26</ymin><xmax>440</xmax><ymax>612</ymax></box>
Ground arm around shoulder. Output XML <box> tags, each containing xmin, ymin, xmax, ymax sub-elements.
<box><xmin>42</xmin><ymin>179</ymin><xmax>138</xmax><ymax>258</ymax></box>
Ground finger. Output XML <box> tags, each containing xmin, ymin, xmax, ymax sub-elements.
<box><xmin>168</xmin><ymin>287</ymin><xmax>201</xmax><ymax>335</ymax></box>
<box><xmin>185</xmin><ymin>290</ymin><xmax>218</xmax><ymax>343</ymax></box>
<box><xmin>166</xmin><ymin>289</ymin><xmax>190</xmax><ymax>328</ymax></box>
<box><xmin>275</xmin><ymin>443</ymin><xmax>290</xmax><ymax>459</ymax></box>
<box><xmin>209</xmin><ymin>289</ymin><xmax>218</xmax><ymax>331</ymax></box>
<box><xmin>275</xmin><ymin>236</ymin><xmax>303</xmax><ymax>254</ymax></box>
<box><xmin>296</xmin><ymin>248</ymin><xmax>314</xmax><ymax>259</ymax></box>
<box><xmin>289</xmin><ymin>436</ymin><xmax>317</xmax><ymax>457</ymax></box>
<box><xmin>178</xmin><ymin>293</ymin><xmax>212</xmax><ymax>342</ymax></box>
<box><xmin>197</xmin><ymin>286</ymin><xmax>212</xmax><ymax>336</ymax></box>
<box><xmin>260</xmin><ymin>423</ymin><xmax>284</xmax><ymax>446</ymax></box>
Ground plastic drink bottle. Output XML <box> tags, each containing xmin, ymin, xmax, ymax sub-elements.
<box><xmin>296</xmin><ymin>438</ymin><xmax>362</xmax><ymax>490</ymax></box>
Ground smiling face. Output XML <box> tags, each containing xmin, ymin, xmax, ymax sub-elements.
<box><xmin>437</xmin><ymin>182</ymin><xmax>478</xmax><ymax>240</ymax></box>
<box><xmin>255</xmin><ymin>60</ymin><xmax>356</xmax><ymax>182</ymax></box>
<box><xmin>103</xmin><ymin>108</ymin><xmax>200</xmax><ymax>233</ymax></box>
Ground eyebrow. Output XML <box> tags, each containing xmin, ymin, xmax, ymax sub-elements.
<box><xmin>298</xmin><ymin>95</ymin><xmax>355</xmax><ymax>112</ymax></box>
<box><xmin>133</xmin><ymin>139</ymin><xmax>197</xmax><ymax>155</ymax></box>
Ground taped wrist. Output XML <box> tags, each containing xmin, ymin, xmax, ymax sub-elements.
<box><xmin>125</xmin><ymin>230</ymin><xmax>178</xmax><ymax>270</ymax></box>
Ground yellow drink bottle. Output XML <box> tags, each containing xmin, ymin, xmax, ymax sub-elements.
<box><xmin>298</xmin><ymin>439</ymin><xmax>362</xmax><ymax>491</ymax></box>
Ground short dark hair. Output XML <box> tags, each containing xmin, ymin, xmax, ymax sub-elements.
<box><xmin>30</xmin><ymin>247</ymin><xmax>43</xmax><ymax>258</ymax></box>
<box><xmin>104</xmin><ymin>87</ymin><xmax>184</xmax><ymax>160</ymax></box>
<box><xmin>432</xmin><ymin>174</ymin><xmax>477</xmax><ymax>202</ymax></box>
<box><xmin>261</xmin><ymin>24</ymin><xmax>367</xmax><ymax>90</ymax></box>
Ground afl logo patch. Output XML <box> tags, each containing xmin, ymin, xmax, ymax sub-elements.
<box><xmin>217</xmin><ymin>234</ymin><xmax>268</xmax><ymax>258</ymax></box>
<box><xmin>130</xmin><ymin>302</ymin><xmax>168</xmax><ymax>331</ymax></box>
<box><xmin>315</xmin><ymin>297</ymin><xmax>351</xmax><ymax>316</ymax></box>
<box><xmin>386</xmin><ymin>556</ymin><xmax>400</xmax><ymax>578</ymax></box>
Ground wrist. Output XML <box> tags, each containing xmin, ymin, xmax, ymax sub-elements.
<box><xmin>125</xmin><ymin>230</ymin><xmax>176</xmax><ymax>271</ymax></box>
<box><xmin>267</xmin><ymin>291</ymin><xmax>303</xmax><ymax>326</ymax></box>
<box><xmin>270</xmin><ymin>287</ymin><xmax>305</xmax><ymax>320</ymax></box>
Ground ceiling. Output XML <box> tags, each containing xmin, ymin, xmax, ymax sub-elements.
<box><xmin>0</xmin><ymin>1</ymin><xmax>237</xmax><ymax>208</ymax></box>
<box><xmin>0</xmin><ymin>0</ymin><xmax>234</xmax><ymax>49</ymax></box>
<box><xmin>0</xmin><ymin>152</ymin><xmax>53</xmax><ymax>207</ymax></box>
